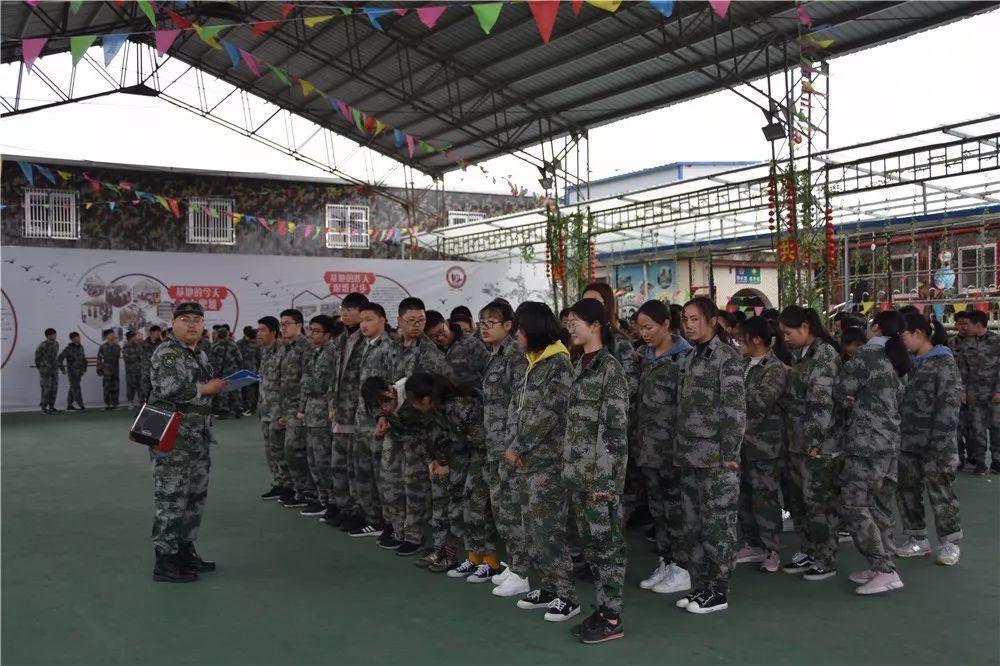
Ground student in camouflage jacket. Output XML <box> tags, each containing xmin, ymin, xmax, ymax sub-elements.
<box><xmin>561</xmin><ymin>299</ymin><xmax>629</xmax><ymax>630</ymax></box>
<box><xmin>299</xmin><ymin>316</ymin><xmax>337</xmax><ymax>509</ymax></box>
<box><xmin>237</xmin><ymin>326</ymin><xmax>262</xmax><ymax>415</ymax></box>
<box><xmin>507</xmin><ymin>302</ymin><xmax>576</xmax><ymax>610</ymax></box>
<box><xmin>738</xmin><ymin>317</ymin><xmax>789</xmax><ymax>563</ymax></box>
<box><xmin>673</xmin><ymin>298</ymin><xmax>745</xmax><ymax>610</ymax></box>
<box><xmin>277</xmin><ymin>310</ymin><xmax>315</xmax><ymax>505</ymax></box>
<box><xmin>58</xmin><ymin>331</ymin><xmax>88</xmax><ymax>410</ymax></box>
<box><xmin>34</xmin><ymin>328</ymin><xmax>60</xmax><ymax>413</ymax></box>
<box><xmin>834</xmin><ymin>310</ymin><xmax>908</xmax><ymax>590</ymax></box>
<box><xmin>139</xmin><ymin>326</ymin><xmax>163</xmax><ymax>403</ymax></box>
<box><xmin>952</xmin><ymin>310</ymin><xmax>1000</xmax><ymax>471</ymax></box>
<box><xmin>897</xmin><ymin>314</ymin><xmax>963</xmax><ymax>557</ymax></box>
<box><xmin>209</xmin><ymin>327</ymin><xmax>243</xmax><ymax>418</ymax></box>
<box><xmin>123</xmin><ymin>331</ymin><xmax>144</xmax><ymax>405</ymax></box>
<box><xmin>778</xmin><ymin>306</ymin><xmax>841</xmax><ymax>575</ymax></box>
<box><xmin>147</xmin><ymin>302</ymin><xmax>226</xmax><ymax>582</ymax></box>
<box><xmin>96</xmin><ymin>329</ymin><xmax>122</xmax><ymax>408</ymax></box>
<box><xmin>257</xmin><ymin>317</ymin><xmax>290</xmax><ymax>497</ymax></box>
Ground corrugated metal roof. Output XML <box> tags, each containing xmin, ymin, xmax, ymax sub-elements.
<box><xmin>2</xmin><ymin>1</ymin><xmax>996</xmax><ymax>175</ymax></box>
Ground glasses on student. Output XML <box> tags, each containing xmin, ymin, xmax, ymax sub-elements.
<box><xmin>400</xmin><ymin>317</ymin><xmax>426</xmax><ymax>326</ymax></box>
<box><xmin>279</xmin><ymin>321</ymin><xmax>298</xmax><ymax>329</ymax></box>
<box><xmin>478</xmin><ymin>320</ymin><xmax>501</xmax><ymax>329</ymax></box>
<box><xmin>176</xmin><ymin>316</ymin><xmax>203</xmax><ymax>325</ymax></box>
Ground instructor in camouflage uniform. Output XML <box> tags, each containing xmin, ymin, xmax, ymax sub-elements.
<box><xmin>148</xmin><ymin>301</ymin><xmax>227</xmax><ymax>583</ymax></box>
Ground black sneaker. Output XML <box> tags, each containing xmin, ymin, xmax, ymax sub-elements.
<box><xmin>153</xmin><ymin>553</ymin><xmax>197</xmax><ymax>583</ymax></box>
<box><xmin>319</xmin><ymin>505</ymin><xmax>340</xmax><ymax>524</ymax></box>
<box><xmin>974</xmin><ymin>463</ymin><xmax>988</xmax><ymax>476</ymax></box>
<box><xmin>339</xmin><ymin>514</ymin><xmax>365</xmax><ymax>533</ymax></box>
<box><xmin>280</xmin><ymin>496</ymin><xmax>309</xmax><ymax>509</ymax></box>
<box><xmin>378</xmin><ymin>527</ymin><xmax>401</xmax><ymax>550</ymax></box>
<box><xmin>349</xmin><ymin>523</ymin><xmax>382</xmax><ymax>538</ymax></box>
<box><xmin>991</xmin><ymin>461</ymin><xmax>1000</xmax><ymax>475</ymax></box>
<box><xmin>675</xmin><ymin>587</ymin><xmax>707</xmax><ymax>609</ymax></box>
<box><xmin>803</xmin><ymin>565</ymin><xmax>837</xmax><ymax>581</ymax></box>
<box><xmin>395</xmin><ymin>541</ymin><xmax>422</xmax><ymax>556</ymax></box>
<box><xmin>782</xmin><ymin>552</ymin><xmax>814</xmax><ymax>574</ymax></box>
<box><xmin>644</xmin><ymin>526</ymin><xmax>656</xmax><ymax>544</ymax></box>
<box><xmin>299</xmin><ymin>502</ymin><xmax>326</xmax><ymax>516</ymax></box>
<box><xmin>571</xmin><ymin>606</ymin><xmax>604</xmax><ymax>638</ymax></box>
<box><xmin>516</xmin><ymin>589</ymin><xmax>557</xmax><ymax>610</ymax></box>
<box><xmin>686</xmin><ymin>588</ymin><xmax>728</xmax><ymax>614</ymax></box>
<box><xmin>260</xmin><ymin>486</ymin><xmax>284</xmax><ymax>501</ymax></box>
<box><xmin>578</xmin><ymin>609</ymin><xmax>624</xmax><ymax>644</ymax></box>
<box><xmin>325</xmin><ymin>511</ymin><xmax>346</xmax><ymax>528</ymax></box>
<box><xmin>543</xmin><ymin>597</ymin><xmax>581</xmax><ymax>622</ymax></box>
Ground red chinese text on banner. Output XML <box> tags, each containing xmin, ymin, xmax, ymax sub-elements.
<box><xmin>324</xmin><ymin>271</ymin><xmax>375</xmax><ymax>296</ymax></box>
<box><xmin>778</xmin><ymin>239</ymin><xmax>799</xmax><ymax>263</ymax></box>
<box><xmin>168</xmin><ymin>285</ymin><xmax>231</xmax><ymax>310</ymax></box>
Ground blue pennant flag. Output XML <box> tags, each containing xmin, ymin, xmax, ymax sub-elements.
<box><xmin>220</xmin><ymin>40</ymin><xmax>241</xmax><ymax>70</ymax></box>
<box><xmin>648</xmin><ymin>0</ymin><xmax>674</xmax><ymax>17</ymax></box>
<box><xmin>102</xmin><ymin>33</ymin><xmax>128</xmax><ymax>66</ymax></box>
<box><xmin>34</xmin><ymin>164</ymin><xmax>57</xmax><ymax>185</ymax></box>
<box><xmin>394</xmin><ymin>129</ymin><xmax>404</xmax><ymax>149</ymax></box>
<box><xmin>363</xmin><ymin>7</ymin><xmax>392</xmax><ymax>31</ymax></box>
<box><xmin>17</xmin><ymin>161</ymin><xmax>33</xmax><ymax>186</ymax></box>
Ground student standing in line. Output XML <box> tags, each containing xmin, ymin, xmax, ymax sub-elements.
<box><xmin>507</xmin><ymin>302</ymin><xmax>579</xmax><ymax>622</ymax></box>
<box><xmin>631</xmin><ymin>300</ymin><xmax>692</xmax><ymax>595</ymax></box>
<box><xmin>778</xmin><ymin>306</ymin><xmax>841</xmax><ymax>580</ymax></box>
<box><xmin>561</xmin><ymin>298</ymin><xmax>629</xmax><ymax>644</ymax></box>
<box><xmin>734</xmin><ymin>317</ymin><xmax>788</xmax><ymax>573</ymax></box>
<box><xmin>896</xmin><ymin>313</ymin><xmax>963</xmax><ymax>566</ymax></box>
<box><xmin>673</xmin><ymin>297</ymin><xmax>746</xmax><ymax>614</ymax></box>
<box><xmin>835</xmin><ymin>310</ymin><xmax>909</xmax><ymax>594</ymax></box>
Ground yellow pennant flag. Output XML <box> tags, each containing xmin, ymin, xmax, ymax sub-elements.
<box><xmin>953</xmin><ymin>303</ymin><xmax>968</xmax><ymax>312</ymax></box>
<box><xmin>861</xmin><ymin>301</ymin><xmax>875</xmax><ymax>314</ymax></box>
<box><xmin>85</xmin><ymin>202</ymin><xmax>93</xmax><ymax>210</ymax></box>
<box><xmin>374</xmin><ymin>119</ymin><xmax>386</xmax><ymax>136</ymax></box>
<box><xmin>57</xmin><ymin>169</ymin><xmax>72</xmax><ymax>181</ymax></box>
<box><xmin>232</xmin><ymin>213</ymin><xmax>244</xmax><ymax>225</ymax></box>
<box><xmin>586</xmin><ymin>0</ymin><xmax>622</xmax><ymax>10</ymax></box>
<box><xmin>154</xmin><ymin>195</ymin><xmax>170</xmax><ymax>211</ymax></box>
<box><xmin>304</xmin><ymin>14</ymin><xmax>334</xmax><ymax>28</ymax></box>
<box><xmin>288</xmin><ymin>222</ymin><xmax>297</xmax><ymax>234</ymax></box>
<box><xmin>300</xmin><ymin>79</ymin><xmax>315</xmax><ymax>96</ymax></box>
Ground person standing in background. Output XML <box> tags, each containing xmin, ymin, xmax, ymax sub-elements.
<box><xmin>123</xmin><ymin>331</ymin><xmax>144</xmax><ymax>407</ymax></box>
<box><xmin>58</xmin><ymin>331</ymin><xmax>88</xmax><ymax>411</ymax></box>
<box><xmin>140</xmin><ymin>326</ymin><xmax>163</xmax><ymax>403</ymax></box>
<box><xmin>238</xmin><ymin>326</ymin><xmax>262</xmax><ymax>416</ymax></box>
<box><xmin>96</xmin><ymin>329</ymin><xmax>121</xmax><ymax>410</ymax></box>
<box><xmin>35</xmin><ymin>328</ymin><xmax>60</xmax><ymax>415</ymax></box>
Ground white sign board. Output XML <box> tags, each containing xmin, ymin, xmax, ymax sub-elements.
<box><xmin>1</xmin><ymin>245</ymin><xmax>549</xmax><ymax>411</ymax></box>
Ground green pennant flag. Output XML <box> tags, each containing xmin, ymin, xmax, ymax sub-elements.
<box><xmin>420</xmin><ymin>141</ymin><xmax>435</xmax><ymax>154</ymax></box>
<box><xmin>197</xmin><ymin>24</ymin><xmax>224</xmax><ymax>48</ymax></box>
<box><xmin>136</xmin><ymin>0</ymin><xmax>157</xmax><ymax>27</ymax></box>
<box><xmin>70</xmin><ymin>35</ymin><xmax>98</xmax><ymax>66</ymax></box>
<box><xmin>472</xmin><ymin>3</ymin><xmax>503</xmax><ymax>35</ymax></box>
<box><xmin>69</xmin><ymin>0</ymin><xmax>84</xmax><ymax>13</ymax></box>
<box><xmin>266</xmin><ymin>63</ymin><xmax>291</xmax><ymax>86</ymax></box>
<box><xmin>340</xmin><ymin>7</ymin><xmax>353</xmax><ymax>15</ymax></box>
<box><xmin>352</xmin><ymin>108</ymin><xmax>364</xmax><ymax>133</ymax></box>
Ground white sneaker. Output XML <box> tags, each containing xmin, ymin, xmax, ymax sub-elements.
<box><xmin>895</xmin><ymin>536</ymin><xmax>931</xmax><ymax>558</ymax></box>
<box><xmin>447</xmin><ymin>559</ymin><xmax>477</xmax><ymax>578</ymax></box>
<box><xmin>936</xmin><ymin>542</ymin><xmax>961</xmax><ymax>566</ymax></box>
<box><xmin>855</xmin><ymin>570</ymin><xmax>904</xmax><ymax>595</ymax></box>
<box><xmin>652</xmin><ymin>564</ymin><xmax>691</xmax><ymax>594</ymax></box>
<box><xmin>639</xmin><ymin>557</ymin><xmax>669</xmax><ymax>590</ymax></box>
<box><xmin>492</xmin><ymin>565</ymin><xmax>512</xmax><ymax>586</ymax></box>
<box><xmin>492</xmin><ymin>572</ymin><xmax>530</xmax><ymax>597</ymax></box>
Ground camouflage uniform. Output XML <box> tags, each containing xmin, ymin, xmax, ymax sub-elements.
<box><xmin>897</xmin><ymin>348</ymin><xmax>963</xmax><ymax>543</ymax></box>
<box><xmin>209</xmin><ymin>338</ymin><xmax>243</xmax><ymax>417</ymax></box>
<box><xmin>510</xmin><ymin>346</ymin><xmax>575</xmax><ymax>601</ymax></box>
<box><xmin>740</xmin><ymin>351</ymin><xmax>788</xmax><ymax>553</ymax></box>
<box><xmin>34</xmin><ymin>339</ymin><xmax>59</xmax><ymax>410</ymax></box>
<box><xmin>148</xmin><ymin>338</ymin><xmax>216</xmax><ymax>556</ymax></box>
<box><xmin>381</xmin><ymin>335</ymin><xmax>446</xmax><ymax>543</ymax></box>
<box><xmin>563</xmin><ymin>348</ymin><xmax>629</xmax><ymax>615</ymax></box>
<box><xmin>237</xmin><ymin>335</ymin><xmax>262</xmax><ymax>414</ymax></box>
<box><xmin>954</xmin><ymin>331</ymin><xmax>1000</xmax><ymax>466</ymax></box>
<box><xmin>330</xmin><ymin>328</ymin><xmax>366</xmax><ymax>515</ymax></box>
<box><xmin>301</xmin><ymin>339</ymin><xmax>336</xmax><ymax>506</ymax></box>
<box><xmin>429</xmin><ymin>399</ymin><xmax>482</xmax><ymax>549</ymax></box>
<box><xmin>674</xmin><ymin>336</ymin><xmax>746</xmax><ymax>594</ymax></box>
<box><xmin>139</xmin><ymin>336</ymin><xmax>161</xmax><ymax>402</ymax></box>
<box><xmin>123</xmin><ymin>340</ymin><xmax>144</xmax><ymax>404</ymax></box>
<box><xmin>784</xmin><ymin>340</ymin><xmax>841</xmax><ymax>570</ymax></box>
<box><xmin>443</xmin><ymin>331</ymin><xmax>490</xmax><ymax>388</ymax></box>
<box><xmin>482</xmin><ymin>336</ymin><xmax>528</xmax><ymax>567</ymax></box>
<box><xmin>835</xmin><ymin>341</ymin><xmax>903</xmax><ymax>574</ymax></box>
<box><xmin>57</xmin><ymin>340</ymin><xmax>87</xmax><ymax>408</ymax></box>
<box><xmin>354</xmin><ymin>332</ymin><xmax>393</xmax><ymax>527</ymax></box>
<box><xmin>610</xmin><ymin>332</ymin><xmax>643</xmax><ymax>520</ymax></box>
<box><xmin>633</xmin><ymin>338</ymin><xmax>689</xmax><ymax>566</ymax></box>
<box><xmin>96</xmin><ymin>341</ymin><xmax>122</xmax><ymax>407</ymax></box>
<box><xmin>280</xmin><ymin>335</ymin><xmax>315</xmax><ymax>502</ymax></box>
<box><xmin>258</xmin><ymin>341</ymin><xmax>290</xmax><ymax>490</ymax></box>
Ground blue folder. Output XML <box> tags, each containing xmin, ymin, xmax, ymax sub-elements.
<box><xmin>221</xmin><ymin>369</ymin><xmax>262</xmax><ymax>393</ymax></box>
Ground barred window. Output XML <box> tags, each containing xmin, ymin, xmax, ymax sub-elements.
<box><xmin>186</xmin><ymin>197</ymin><xmax>235</xmax><ymax>245</ymax></box>
<box><xmin>23</xmin><ymin>188</ymin><xmax>79</xmax><ymax>239</ymax></box>
<box><xmin>326</xmin><ymin>204</ymin><xmax>370</xmax><ymax>249</ymax></box>
<box><xmin>447</xmin><ymin>210</ymin><xmax>485</xmax><ymax>227</ymax></box>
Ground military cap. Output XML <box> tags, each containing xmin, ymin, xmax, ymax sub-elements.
<box><xmin>173</xmin><ymin>301</ymin><xmax>205</xmax><ymax>318</ymax></box>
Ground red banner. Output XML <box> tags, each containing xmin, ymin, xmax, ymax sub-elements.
<box><xmin>324</xmin><ymin>271</ymin><xmax>375</xmax><ymax>296</ymax></box>
<box><xmin>778</xmin><ymin>239</ymin><xmax>799</xmax><ymax>264</ymax></box>
<box><xmin>168</xmin><ymin>285</ymin><xmax>230</xmax><ymax>311</ymax></box>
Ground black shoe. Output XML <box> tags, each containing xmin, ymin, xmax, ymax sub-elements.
<box><xmin>644</xmin><ymin>525</ymin><xmax>656</xmax><ymax>544</ymax></box>
<box><xmin>349</xmin><ymin>523</ymin><xmax>383</xmax><ymax>538</ymax></box>
<box><xmin>105</xmin><ymin>406</ymin><xmax>113</xmax><ymax>411</ymax></box>
<box><xmin>802</xmin><ymin>565</ymin><xmax>837</xmax><ymax>581</ymax></box>
<box><xmin>178</xmin><ymin>542</ymin><xmax>216</xmax><ymax>573</ymax></box>
<box><xmin>991</xmin><ymin>461</ymin><xmax>1000</xmax><ymax>475</ymax></box>
<box><xmin>216</xmin><ymin>414</ymin><xmax>230</xmax><ymax>420</ymax></box>
<box><xmin>280</xmin><ymin>496</ymin><xmax>309</xmax><ymax>509</ymax></box>
<box><xmin>516</xmin><ymin>589</ymin><xmax>558</xmax><ymax>610</ymax></box>
<box><xmin>325</xmin><ymin>511</ymin><xmax>347</xmax><ymax>528</ymax></box>
<box><xmin>626</xmin><ymin>505</ymin><xmax>653</xmax><ymax>529</ymax></box>
<box><xmin>65</xmin><ymin>405</ymin><xmax>78</xmax><ymax>411</ymax></box>
<box><xmin>299</xmin><ymin>502</ymin><xmax>326</xmax><ymax>516</ymax></box>
<box><xmin>782</xmin><ymin>553</ymin><xmax>814</xmax><ymax>574</ymax></box>
<box><xmin>339</xmin><ymin>514</ymin><xmax>365</xmax><ymax>532</ymax></box>
<box><xmin>543</xmin><ymin>597</ymin><xmax>581</xmax><ymax>622</ymax></box>
<box><xmin>378</xmin><ymin>527</ymin><xmax>401</xmax><ymax>550</ymax></box>
<box><xmin>395</xmin><ymin>541</ymin><xmax>422</xmax><ymax>556</ymax></box>
<box><xmin>578</xmin><ymin>608</ymin><xmax>624</xmax><ymax>644</ymax></box>
<box><xmin>571</xmin><ymin>606</ymin><xmax>604</xmax><ymax>638</ymax></box>
<box><xmin>41</xmin><ymin>407</ymin><xmax>52</xmax><ymax>415</ymax></box>
<box><xmin>573</xmin><ymin>561</ymin><xmax>594</xmax><ymax>581</ymax></box>
<box><xmin>319</xmin><ymin>505</ymin><xmax>340</xmax><ymax>524</ymax></box>
<box><xmin>260</xmin><ymin>486</ymin><xmax>284</xmax><ymax>501</ymax></box>
<box><xmin>153</xmin><ymin>552</ymin><xmax>198</xmax><ymax>583</ymax></box>
<box><xmin>974</xmin><ymin>463</ymin><xmax>988</xmax><ymax>476</ymax></box>
<box><xmin>686</xmin><ymin>588</ymin><xmax>728</xmax><ymax>614</ymax></box>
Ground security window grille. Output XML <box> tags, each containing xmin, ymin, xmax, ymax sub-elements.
<box><xmin>958</xmin><ymin>244</ymin><xmax>997</xmax><ymax>291</ymax></box>
<box><xmin>447</xmin><ymin>210</ymin><xmax>485</xmax><ymax>226</ymax></box>
<box><xmin>889</xmin><ymin>254</ymin><xmax>918</xmax><ymax>294</ymax></box>
<box><xmin>23</xmin><ymin>188</ymin><xmax>79</xmax><ymax>239</ymax></box>
<box><xmin>187</xmin><ymin>197</ymin><xmax>235</xmax><ymax>245</ymax></box>
<box><xmin>326</xmin><ymin>204</ymin><xmax>370</xmax><ymax>249</ymax></box>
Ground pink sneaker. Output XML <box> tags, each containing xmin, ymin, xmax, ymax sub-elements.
<box><xmin>760</xmin><ymin>550</ymin><xmax>780</xmax><ymax>573</ymax></box>
<box><xmin>855</xmin><ymin>571</ymin><xmax>904</xmax><ymax>595</ymax></box>
<box><xmin>735</xmin><ymin>546</ymin><xmax>766</xmax><ymax>564</ymax></box>
<box><xmin>849</xmin><ymin>569</ymin><xmax>876</xmax><ymax>584</ymax></box>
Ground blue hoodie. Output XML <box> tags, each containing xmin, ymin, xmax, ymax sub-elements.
<box><xmin>645</xmin><ymin>334</ymin><xmax>692</xmax><ymax>369</ymax></box>
<box><xmin>911</xmin><ymin>343</ymin><xmax>953</xmax><ymax>371</ymax></box>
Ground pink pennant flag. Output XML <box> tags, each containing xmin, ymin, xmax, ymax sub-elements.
<box><xmin>239</xmin><ymin>49</ymin><xmax>261</xmax><ymax>77</ymax></box>
<box><xmin>21</xmin><ymin>37</ymin><xmax>47</xmax><ymax>74</ymax></box>
<box><xmin>796</xmin><ymin>4</ymin><xmax>813</xmax><ymax>28</ymax></box>
<box><xmin>754</xmin><ymin>306</ymin><xmax>764</xmax><ymax>316</ymax></box>
<box><xmin>406</xmin><ymin>134</ymin><xmax>415</xmax><ymax>159</ymax></box>
<box><xmin>258</xmin><ymin>217</ymin><xmax>270</xmax><ymax>230</ymax></box>
<box><xmin>154</xmin><ymin>29</ymin><xmax>181</xmax><ymax>56</ymax></box>
<box><xmin>303</xmin><ymin>224</ymin><xmax>314</xmax><ymax>238</ymax></box>
<box><xmin>708</xmin><ymin>0</ymin><xmax>730</xmax><ymax>19</ymax></box>
<box><xmin>25</xmin><ymin>0</ymin><xmax>39</xmax><ymax>7</ymax></box>
<box><xmin>337</xmin><ymin>99</ymin><xmax>351</xmax><ymax>122</ymax></box>
<box><xmin>393</xmin><ymin>8</ymin><xmax>407</xmax><ymax>16</ymax></box>
<box><xmin>416</xmin><ymin>5</ymin><xmax>447</xmax><ymax>28</ymax></box>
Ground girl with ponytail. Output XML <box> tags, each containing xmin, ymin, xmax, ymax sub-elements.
<box><xmin>833</xmin><ymin>309</ymin><xmax>907</xmax><ymax>594</ymax></box>
<box><xmin>896</xmin><ymin>312</ymin><xmax>963</xmax><ymax>566</ymax></box>
<box><xmin>561</xmin><ymin>297</ymin><xmax>629</xmax><ymax>642</ymax></box>
<box><xmin>777</xmin><ymin>305</ymin><xmax>842</xmax><ymax>580</ymax></box>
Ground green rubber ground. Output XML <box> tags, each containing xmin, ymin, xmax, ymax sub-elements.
<box><xmin>2</xmin><ymin>410</ymin><xmax>998</xmax><ymax>665</ymax></box>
